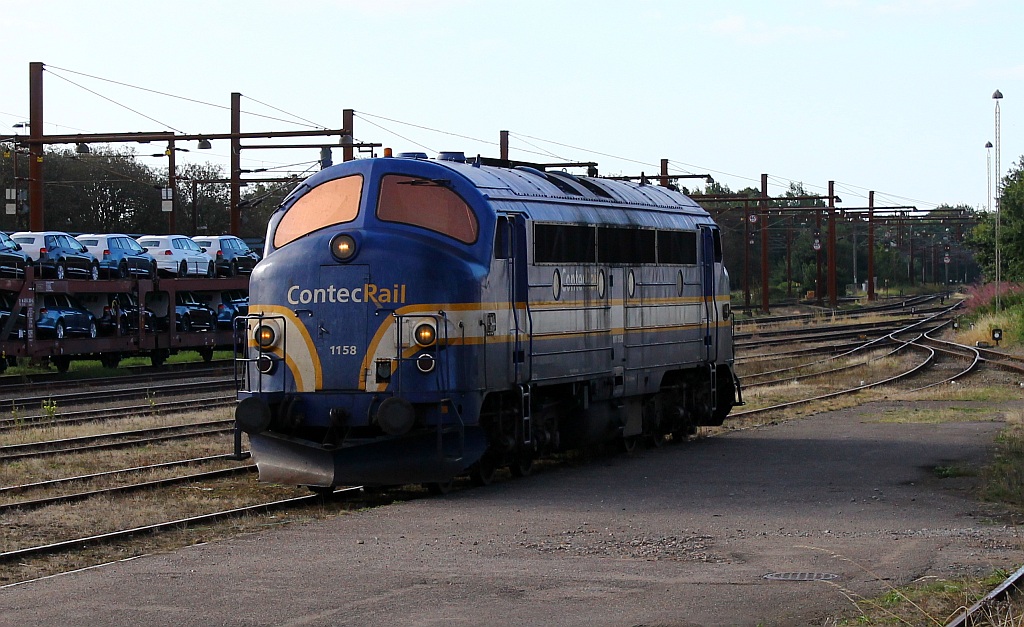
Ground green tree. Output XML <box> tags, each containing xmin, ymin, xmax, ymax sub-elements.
<box><xmin>965</xmin><ymin>156</ymin><xmax>1024</xmax><ymax>283</ymax></box>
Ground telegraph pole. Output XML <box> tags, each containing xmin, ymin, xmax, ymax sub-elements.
<box><xmin>28</xmin><ymin>62</ymin><xmax>44</xmax><ymax>230</ymax></box>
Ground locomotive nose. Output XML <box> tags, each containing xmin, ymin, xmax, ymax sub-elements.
<box><xmin>236</xmin><ymin>397</ymin><xmax>272</xmax><ymax>434</ymax></box>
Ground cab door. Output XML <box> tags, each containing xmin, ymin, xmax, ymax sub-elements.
<box><xmin>699</xmin><ymin>226</ymin><xmax>718</xmax><ymax>363</ymax></box>
<box><xmin>507</xmin><ymin>215</ymin><xmax>531</xmax><ymax>384</ymax></box>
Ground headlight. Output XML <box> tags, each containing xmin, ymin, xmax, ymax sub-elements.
<box><xmin>255</xmin><ymin>324</ymin><xmax>276</xmax><ymax>349</ymax></box>
<box><xmin>330</xmin><ymin>234</ymin><xmax>356</xmax><ymax>261</ymax></box>
<box><xmin>416</xmin><ymin>353</ymin><xmax>436</xmax><ymax>373</ymax></box>
<box><xmin>256</xmin><ymin>353</ymin><xmax>276</xmax><ymax>374</ymax></box>
<box><xmin>414</xmin><ymin>322</ymin><xmax>436</xmax><ymax>347</ymax></box>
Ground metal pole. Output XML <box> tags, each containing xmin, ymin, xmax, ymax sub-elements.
<box><xmin>760</xmin><ymin>174</ymin><xmax>770</xmax><ymax>313</ymax></box>
<box><xmin>743</xmin><ymin>204</ymin><xmax>750</xmax><ymax>311</ymax></box>
<box><xmin>851</xmin><ymin>217</ymin><xmax>857</xmax><ymax>291</ymax></box>
<box><xmin>230</xmin><ymin>92</ymin><xmax>241</xmax><ymax>236</ymax></box>
<box><xmin>28</xmin><ymin>62</ymin><xmax>44</xmax><ymax>231</ymax></box>
<box><xmin>867</xmin><ymin>191</ymin><xmax>876</xmax><ymax>301</ymax></box>
<box><xmin>994</xmin><ymin>91</ymin><xmax>1003</xmax><ymax>312</ymax></box>
<box><xmin>785</xmin><ymin>214</ymin><xmax>792</xmax><ymax>298</ymax></box>
<box><xmin>343</xmin><ymin>109</ymin><xmax>355</xmax><ymax>162</ymax></box>
<box><xmin>191</xmin><ymin>179</ymin><xmax>199</xmax><ymax>235</ymax></box>
<box><xmin>816</xmin><ymin>209</ymin><xmax>823</xmax><ymax>305</ymax></box>
<box><xmin>167</xmin><ymin>140</ymin><xmax>176</xmax><ymax>234</ymax></box>
<box><xmin>827</xmin><ymin>180</ymin><xmax>837</xmax><ymax>308</ymax></box>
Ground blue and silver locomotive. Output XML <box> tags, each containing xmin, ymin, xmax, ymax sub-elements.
<box><xmin>234</xmin><ymin>152</ymin><xmax>739</xmax><ymax>491</ymax></box>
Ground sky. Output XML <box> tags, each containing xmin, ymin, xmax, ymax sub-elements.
<box><xmin>0</xmin><ymin>0</ymin><xmax>1021</xmax><ymax>214</ymax></box>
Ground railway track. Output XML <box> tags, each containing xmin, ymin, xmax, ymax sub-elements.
<box><xmin>0</xmin><ymin>488</ymin><xmax>362</xmax><ymax>566</ymax></box>
<box><xmin>0</xmin><ymin>393</ymin><xmax>233</xmax><ymax>432</ymax></box>
<box><xmin>1</xmin><ymin>297</ymin><xmax>1019</xmax><ymax>613</ymax></box>
<box><xmin>0</xmin><ymin>375</ymin><xmax>234</xmax><ymax>413</ymax></box>
<box><xmin>0</xmin><ymin>419</ymin><xmax>233</xmax><ymax>461</ymax></box>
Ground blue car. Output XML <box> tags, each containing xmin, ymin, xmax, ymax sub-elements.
<box><xmin>0</xmin><ymin>290</ymin><xmax>26</xmax><ymax>340</ymax></box>
<box><xmin>78</xmin><ymin>233</ymin><xmax>158</xmax><ymax>279</ymax></box>
<box><xmin>37</xmin><ymin>293</ymin><xmax>97</xmax><ymax>339</ymax></box>
<box><xmin>0</xmin><ymin>232</ymin><xmax>30</xmax><ymax>278</ymax></box>
<box><xmin>12</xmin><ymin>231</ymin><xmax>100</xmax><ymax>280</ymax></box>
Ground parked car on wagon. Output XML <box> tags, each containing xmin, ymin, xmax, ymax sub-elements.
<box><xmin>0</xmin><ymin>232</ymin><xmax>31</xmax><ymax>278</ymax></box>
<box><xmin>77</xmin><ymin>233</ymin><xmax>157</xmax><ymax>279</ymax></box>
<box><xmin>78</xmin><ymin>291</ymin><xmax>156</xmax><ymax>335</ymax></box>
<box><xmin>36</xmin><ymin>293</ymin><xmax>97</xmax><ymax>339</ymax></box>
<box><xmin>135</xmin><ymin>235</ymin><xmax>214</xmax><ymax>278</ymax></box>
<box><xmin>174</xmin><ymin>291</ymin><xmax>215</xmax><ymax>332</ymax></box>
<box><xmin>196</xmin><ymin>289</ymin><xmax>249</xmax><ymax>330</ymax></box>
<box><xmin>11</xmin><ymin>231</ymin><xmax>100</xmax><ymax>280</ymax></box>
<box><xmin>191</xmin><ymin>235</ymin><xmax>259</xmax><ymax>276</ymax></box>
<box><xmin>0</xmin><ymin>290</ymin><xmax>27</xmax><ymax>340</ymax></box>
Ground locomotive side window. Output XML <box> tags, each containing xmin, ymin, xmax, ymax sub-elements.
<box><xmin>377</xmin><ymin>175</ymin><xmax>478</xmax><ymax>244</ymax></box>
<box><xmin>274</xmin><ymin>175</ymin><xmax>363</xmax><ymax>248</ymax></box>
<box><xmin>712</xmin><ymin>228</ymin><xmax>723</xmax><ymax>262</ymax></box>
<box><xmin>533</xmin><ymin>223</ymin><xmax>596</xmax><ymax>263</ymax></box>
<box><xmin>494</xmin><ymin>216</ymin><xmax>512</xmax><ymax>259</ymax></box>
<box><xmin>657</xmin><ymin>230</ymin><xmax>698</xmax><ymax>264</ymax></box>
<box><xmin>597</xmin><ymin>227</ymin><xmax>656</xmax><ymax>264</ymax></box>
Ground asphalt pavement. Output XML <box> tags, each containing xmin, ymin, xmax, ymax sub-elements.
<box><xmin>2</xmin><ymin>399</ymin><xmax>1021</xmax><ymax>626</ymax></box>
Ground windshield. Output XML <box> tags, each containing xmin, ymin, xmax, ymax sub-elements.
<box><xmin>274</xmin><ymin>175</ymin><xmax>363</xmax><ymax>248</ymax></box>
<box><xmin>376</xmin><ymin>174</ymin><xmax>478</xmax><ymax>244</ymax></box>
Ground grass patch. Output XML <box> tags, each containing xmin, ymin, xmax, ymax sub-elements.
<box><xmin>982</xmin><ymin>418</ymin><xmax>1024</xmax><ymax>510</ymax></box>
<box><xmin>933</xmin><ymin>464</ymin><xmax>977</xmax><ymax>479</ymax></box>
<box><xmin>872</xmin><ymin>406</ymin><xmax>994</xmax><ymax>424</ymax></box>
<box><xmin>838</xmin><ymin>570</ymin><xmax>1017</xmax><ymax>626</ymax></box>
<box><xmin>3</xmin><ymin>350</ymin><xmax>233</xmax><ymax>377</ymax></box>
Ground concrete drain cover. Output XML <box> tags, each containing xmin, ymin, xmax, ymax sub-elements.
<box><xmin>763</xmin><ymin>572</ymin><xmax>839</xmax><ymax>581</ymax></box>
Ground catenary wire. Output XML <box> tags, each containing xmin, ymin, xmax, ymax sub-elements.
<box><xmin>45</xmin><ymin>71</ymin><xmax>184</xmax><ymax>134</ymax></box>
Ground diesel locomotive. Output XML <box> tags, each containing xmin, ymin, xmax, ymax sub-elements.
<box><xmin>233</xmin><ymin>152</ymin><xmax>739</xmax><ymax>491</ymax></box>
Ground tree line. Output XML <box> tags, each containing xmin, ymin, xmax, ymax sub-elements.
<box><xmin>689</xmin><ymin>181</ymin><xmax>982</xmax><ymax>303</ymax></box>
<box><xmin>2</xmin><ymin>143</ymin><xmax>1010</xmax><ymax>299</ymax></box>
<box><xmin>0</xmin><ymin>145</ymin><xmax>294</xmax><ymax>238</ymax></box>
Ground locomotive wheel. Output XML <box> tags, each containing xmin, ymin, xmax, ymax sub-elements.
<box><xmin>52</xmin><ymin>355</ymin><xmax>71</xmax><ymax>373</ymax></box>
<box><xmin>647</xmin><ymin>432</ymin><xmax>666</xmax><ymax>448</ymax></box>
<box><xmin>508</xmin><ymin>454</ymin><xmax>533</xmax><ymax>478</ymax></box>
<box><xmin>425</xmin><ymin>479</ymin><xmax>454</xmax><ymax>495</ymax></box>
<box><xmin>622</xmin><ymin>435</ymin><xmax>641</xmax><ymax>455</ymax></box>
<box><xmin>469</xmin><ymin>453</ymin><xmax>498</xmax><ymax>486</ymax></box>
<box><xmin>670</xmin><ymin>423</ymin><xmax>698</xmax><ymax>444</ymax></box>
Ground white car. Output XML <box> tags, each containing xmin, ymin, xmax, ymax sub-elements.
<box><xmin>192</xmin><ymin>235</ymin><xmax>259</xmax><ymax>276</ymax></box>
<box><xmin>136</xmin><ymin>234</ymin><xmax>215</xmax><ymax>278</ymax></box>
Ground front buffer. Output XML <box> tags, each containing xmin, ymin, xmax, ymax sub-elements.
<box><xmin>236</xmin><ymin>397</ymin><xmax>488</xmax><ymax>487</ymax></box>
